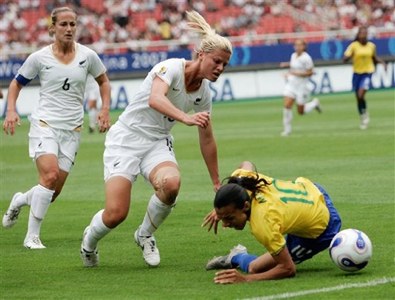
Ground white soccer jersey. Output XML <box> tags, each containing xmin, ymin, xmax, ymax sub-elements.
<box><xmin>286</xmin><ymin>51</ymin><xmax>314</xmax><ymax>87</ymax></box>
<box><xmin>16</xmin><ymin>42</ymin><xmax>106</xmax><ymax>130</ymax></box>
<box><xmin>118</xmin><ymin>58</ymin><xmax>212</xmax><ymax>140</ymax></box>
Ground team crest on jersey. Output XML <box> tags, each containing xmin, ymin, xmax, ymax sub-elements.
<box><xmin>158</xmin><ymin>66</ymin><xmax>167</xmax><ymax>75</ymax></box>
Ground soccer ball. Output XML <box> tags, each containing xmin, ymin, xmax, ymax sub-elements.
<box><xmin>329</xmin><ymin>229</ymin><xmax>372</xmax><ymax>272</ymax></box>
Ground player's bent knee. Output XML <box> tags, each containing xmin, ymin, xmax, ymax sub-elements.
<box><xmin>104</xmin><ymin>207</ymin><xmax>129</xmax><ymax>228</ymax></box>
<box><xmin>41</xmin><ymin>169</ymin><xmax>60</xmax><ymax>188</ymax></box>
<box><xmin>248</xmin><ymin>261</ymin><xmax>260</xmax><ymax>274</ymax></box>
<box><xmin>162</xmin><ymin>175</ymin><xmax>180</xmax><ymax>201</ymax></box>
<box><xmin>152</xmin><ymin>167</ymin><xmax>180</xmax><ymax>204</ymax></box>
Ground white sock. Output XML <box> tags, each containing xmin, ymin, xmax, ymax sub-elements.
<box><xmin>139</xmin><ymin>194</ymin><xmax>173</xmax><ymax>237</ymax></box>
<box><xmin>83</xmin><ymin>209</ymin><xmax>111</xmax><ymax>252</ymax></box>
<box><xmin>304</xmin><ymin>98</ymin><xmax>318</xmax><ymax>114</ymax></box>
<box><xmin>283</xmin><ymin>108</ymin><xmax>293</xmax><ymax>133</ymax></box>
<box><xmin>12</xmin><ymin>185</ymin><xmax>37</xmax><ymax>208</ymax></box>
<box><xmin>26</xmin><ymin>185</ymin><xmax>54</xmax><ymax>238</ymax></box>
<box><xmin>88</xmin><ymin>108</ymin><xmax>98</xmax><ymax>128</ymax></box>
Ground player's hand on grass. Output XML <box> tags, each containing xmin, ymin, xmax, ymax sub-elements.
<box><xmin>183</xmin><ymin>112</ymin><xmax>210</xmax><ymax>128</ymax></box>
<box><xmin>202</xmin><ymin>209</ymin><xmax>219</xmax><ymax>234</ymax></box>
<box><xmin>214</xmin><ymin>269</ymin><xmax>247</xmax><ymax>284</ymax></box>
<box><xmin>3</xmin><ymin>111</ymin><xmax>21</xmax><ymax>135</ymax></box>
<box><xmin>97</xmin><ymin>108</ymin><xmax>111</xmax><ymax>133</ymax></box>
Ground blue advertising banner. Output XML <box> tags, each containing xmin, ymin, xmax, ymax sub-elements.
<box><xmin>1</xmin><ymin>37</ymin><xmax>394</xmax><ymax>81</ymax></box>
<box><xmin>228</xmin><ymin>37</ymin><xmax>395</xmax><ymax>66</ymax></box>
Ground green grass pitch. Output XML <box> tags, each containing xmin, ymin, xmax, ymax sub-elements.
<box><xmin>0</xmin><ymin>89</ymin><xmax>394</xmax><ymax>299</ymax></box>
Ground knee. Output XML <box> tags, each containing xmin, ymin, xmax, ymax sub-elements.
<box><xmin>152</xmin><ymin>168</ymin><xmax>181</xmax><ymax>205</ymax></box>
<box><xmin>41</xmin><ymin>169</ymin><xmax>60</xmax><ymax>189</ymax></box>
<box><xmin>159</xmin><ymin>175</ymin><xmax>181</xmax><ymax>204</ymax></box>
<box><xmin>103</xmin><ymin>207</ymin><xmax>128</xmax><ymax>228</ymax></box>
<box><xmin>248</xmin><ymin>261</ymin><xmax>260</xmax><ymax>274</ymax></box>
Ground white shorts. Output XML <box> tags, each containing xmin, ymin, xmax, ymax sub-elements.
<box><xmin>28</xmin><ymin>119</ymin><xmax>80</xmax><ymax>172</ymax></box>
<box><xmin>283</xmin><ymin>83</ymin><xmax>311</xmax><ymax>105</ymax></box>
<box><xmin>103</xmin><ymin>122</ymin><xmax>177</xmax><ymax>182</ymax></box>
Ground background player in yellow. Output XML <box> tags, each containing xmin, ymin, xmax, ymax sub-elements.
<box><xmin>343</xmin><ymin>26</ymin><xmax>387</xmax><ymax>130</ymax></box>
<box><xmin>202</xmin><ymin>161</ymin><xmax>341</xmax><ymax>283</ymax></box>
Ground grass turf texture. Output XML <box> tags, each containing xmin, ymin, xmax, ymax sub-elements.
<box><xmin>0</xmin><ymin>89</ymin><xmax>394</xmax><ymax>299</ymax></box>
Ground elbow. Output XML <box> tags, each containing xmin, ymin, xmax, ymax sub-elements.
<box><xmin>284</xmin><ymin>265</ymin><xmax>296</xmax><ymax>278</ymax></box>
<box><xmin>287</xmin><ymin>270</ymin><xmax>296</xmax><ymax>278</ymax></box>
<box><xmin>148</xmin><ymin>96</ymin><xmax>157</xmax><ymax>109</ymax></box>
<box><xmin>239</xmin><ymin>161</ymin><xmax>254</xmax><ymax>170</ymax></box>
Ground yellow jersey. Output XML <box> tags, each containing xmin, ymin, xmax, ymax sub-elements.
<box><xmin>231</xmin><ymin>169</ymin><xmax>330</xmax><ymax>255</ymax></box>
<box><xmin>344</xmin><ymin>41</ymin><xmax>376</xmax><ymax>74</ymax></box>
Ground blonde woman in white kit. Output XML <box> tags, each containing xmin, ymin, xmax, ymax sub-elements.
<box><xmin>2</xmin><ymin>7</ymin><xmax>111</xmax><ymax>249</ymax></box>
<box><xmin>80</xmin><ymin>10</ymin><xmax>232</xmax><ymax>268</ymax></box>
<box><xmin>280</xmin><ymin>39</ymin><xmax>321</xmax><ymax>137</ymax></box>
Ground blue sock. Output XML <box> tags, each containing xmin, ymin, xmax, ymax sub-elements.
<box><xmin>231</xmin><ymin>253</ymin><xmax>258</xmax><ymax>273</ymax></box>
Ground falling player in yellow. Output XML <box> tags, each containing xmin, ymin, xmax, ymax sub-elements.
<box><xmin>343</xmin><ymin>26</ymin><xmax>386</xmax><ymax>129</ymax></box>
<box><xmin>202</xmin><ymin>161</ymin><xmax>341</xmax><ymax>283</ymax></box>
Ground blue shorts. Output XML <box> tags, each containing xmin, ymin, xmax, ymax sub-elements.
<box><xmin>286</xmin><ymin>183</ymin><xmax>342</xmax><ymax>264</ymax></box>
<box><xmin>352</xmin><ymin>73</ymin><xmax>372</xmax><ymax>91</ymax></box>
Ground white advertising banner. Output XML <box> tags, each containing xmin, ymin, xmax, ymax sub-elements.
<box><xmin>1</xmin><ymin>63</ymin><xmax>393</xmax><ymax>117</ymax></box>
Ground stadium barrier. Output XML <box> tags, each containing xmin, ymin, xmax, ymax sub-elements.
<box><xmin>1</xmin><ymin>33</ymin><xmax>394</xmax><ymax>81</ymax></box>
<box><xmin>1</xmin><ymin>62</ymin><xmax>393</xmax><ymax>117</ymax></box>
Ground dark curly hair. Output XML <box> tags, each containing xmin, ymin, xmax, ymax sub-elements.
<box><xmin>214</xmin><ymin>172</ymin><xmax>270</xmax><ymax>209</ymax></box>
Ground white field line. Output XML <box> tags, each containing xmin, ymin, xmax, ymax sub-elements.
<box><xmin>242</xmin><ymin>277</ymin><xmax>395</xmax><ymax>300</ymax></box>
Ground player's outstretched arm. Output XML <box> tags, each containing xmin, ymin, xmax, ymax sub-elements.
<box><xmin>214</xmin><ymin>247</ymin><xmax>296</xmax><ymax>284</ymax></box>
<box><xmin>149</xmin><ymin>77</ymin><xmax>210</xmax><ymax>128</ymax></box>
<box><xmin>95</xmin><ymin>73</ymin><xmax>111</xmax><ymax>132</ymax></box>
<box><xmin>3</xmin><ymin>79</ymin><xmax>22</xmax><ymax>135</ymax></box>
<box><xmin>198</xmin><ymin>123</ymin><xmax>221</xmax><ymax>190</ymax></box>
<box><xmin>238</xmin><ymin>161</ymin><xmax>255</xmax><ymax>171</ymax></box>
<box><xmin>373</xmin><ymin>54</ymin><xmax>387</xmax><ymax>70</ymax></box>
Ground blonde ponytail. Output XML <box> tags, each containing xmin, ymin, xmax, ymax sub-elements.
<box><xmin>186</xmin><ymin>11</ymin><xmax>232</xmax><ymax>55</ymax></box>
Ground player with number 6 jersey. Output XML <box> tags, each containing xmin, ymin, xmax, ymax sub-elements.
<box><xmin>202</xmin><ymin>161</ymin><xmax>342</xmax><ymax>283</ymax></box>
<box><xmin>2</xmin><ymin>7</ymin><xmax>111</xmax><ymax>249</ymax></box>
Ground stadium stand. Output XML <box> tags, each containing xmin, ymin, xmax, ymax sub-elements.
<box><xmin>0</xmin><ymin>0</ymin><xmax>394</xmax><ymax>58</ymax></box>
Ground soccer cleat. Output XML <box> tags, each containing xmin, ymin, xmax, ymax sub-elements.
<box><xmin>281</xmin><ymin>130</ymin><xmax>291</xmax><ymax>137</ymax></box>
<box><xmin>80</xmin><ymin>226</ymin><xmax>99</xmax><ymax>267</ymax></box>
<box><xmin>206</xmin><ymin>244</ymin><xmax>247</xmax><ymax>270</ymax></box>
<box><xmin>313</xmin><ymin>98</ymin><xmax>322</xmax><ymax>113</ymax></box>
<box><xmin>2</xmin><ymin>192</ymin><xmax>23</xmax><ymax>228</ymax></box>
<box><xmin>23</xmin><ymin>235</ymin><xmax>46</xmax><ymax>249</ymax></box>
<box><xmin>360</xmin><ymin>113</ymin><xmax>370</xmax><ymax>130</ymax></box>
<box><xmin>134</xmin><ymin>226</ymin><xmax>160</xmax><ymax>267</ymax></box>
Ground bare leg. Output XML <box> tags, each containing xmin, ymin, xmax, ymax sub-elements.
<box><xmin>248</xmin><ymin>253</ymin><xmax>278</xmax><ymax>274</ymax></box>
<box><xmin>282</xmin><ymin>97</ymin><xmax>294</xmax><ymax>136</ymax></box>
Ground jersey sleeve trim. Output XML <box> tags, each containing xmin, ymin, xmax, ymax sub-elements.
<box><xmin>15</xmin><ymin>74</ymin><xmax>32</xmax><ymax>86</ymax></box>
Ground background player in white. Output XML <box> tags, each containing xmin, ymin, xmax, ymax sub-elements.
<box><xmin>280</xmin><ymin>39</ymin><xmax>321</xmax><ymax>137</ymax></box>
<box><xmin>80</xmin><ymin>10</ymin><xmax>232</xmax><ymax>268</ymax></box>
<box><xmin>84</xmin><ymin>74</ymin><xmax>101</xmax><ymax>133</ymax></box>
<box><xmin>2</xmin><ymin>7</ymin><xmax>111</xmax><ymax>249</ymax></box>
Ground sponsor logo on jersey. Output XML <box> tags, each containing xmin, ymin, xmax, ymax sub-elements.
<box><xmin>172</xmin><ymin>87</ymin><xmax>180</xmax><ymax>92</ymax></box>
